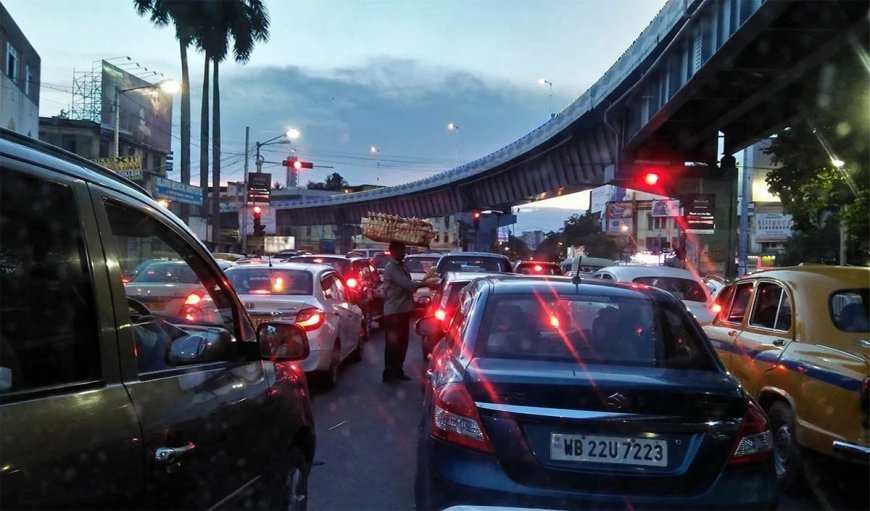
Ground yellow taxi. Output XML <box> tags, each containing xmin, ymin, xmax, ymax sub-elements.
<box><xmin>704</xmin><ymin>265</ymin><xmax>869</xmax><ymax>492</ymax></box>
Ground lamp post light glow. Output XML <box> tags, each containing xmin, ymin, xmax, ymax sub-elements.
<box><xmin>285</xmin><ymin>128</ymin><xmax>301</xmax><ymax>140</ymax></box>
<box><xmin>831</xmin><ymin>158</ymin><xmax>845</xmax><ymax>168</ymax></box>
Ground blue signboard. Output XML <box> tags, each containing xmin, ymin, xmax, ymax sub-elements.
<box><xmin>154</xmin><ymin>177</ymin><xmax>203</xmax><ymax>206</ymax></box>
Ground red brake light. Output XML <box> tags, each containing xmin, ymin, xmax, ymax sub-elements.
<box><xmin>533</xmin><ymin>264</ymin><xmax>543</xmax><ymax>273</ymax></box>
<box><xmin>313</xmin><ymin>258</ymin><xmax>324</xmax><ymax>263</ymax></box>
<box><xmin>296</xmin><ymin>308</ymin><xmax>325</xmax><ymax>331</ymax></box>
<box><xmin>727</xmin><ymin>401</ymin><xmax>773</xmax><ymax>465</ymax></box>
<box><xmin>712</xmin><ymin>303</ymin><xmax>723</xmax><ymax>314</ymax></box>
<box><xmin>434</xmin><ymin>309</ymin><xmax>447</xmax><ymax>321</ymax></box>
<box><xmin>346</xmin><ymin>277</ymin><xmax>358</xmax><ymax>289</ymax></box>
<box><xmin>184</xmin><ymin>292</ymin><xmax>203</xmax><ymax>306</ymax></box>
<box><xmin>548</xmin><ymin>314</ymin><xmax>560</xmax><ymax>328</ymax></box>
<box><xmin>432</xmin><ymin>382</ymin><xmax>493</xmax><ymax>454</ymax></box>
<box><xmin>122</xmin><ymin>277</ymin><xmax>131</xmax><ymax>284</ymax></box>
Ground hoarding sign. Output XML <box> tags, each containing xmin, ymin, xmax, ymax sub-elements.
<box><xmin>93</xmin><ymin>155</ymin><xmax>144</xmax><ymax>181</ymax></box>
<box><xmin>605</xmin><ymin>201</ymin><xmax>633</xmax><ymax>234</ymax></box>
<box><xmin>754</xmin><ymin>212</ymin><xmax>793</xmax><ymax>241</ymax></box>
<box><xmin>247</xmin><ymin>173</ymin><xmax>271</xmax><ymax>203</ymax></box>
<box><xmin>685</xmin><ymin>193</ymin><xmax>716</xmax><ymax>234</ymax></box>
<box><xmin>154</xmin><ymin>177</ymin><xmax>203</xmax><ymax>206</ymax></box>
<box><xmin>651</xmin><ymin>199</ymin><xmax>681</xmax><ymax>217</ymax></box>
<box><xmin>101</xmin><ymin>61</ymin><xmax>172</xmax><ymax>154</ymax></box>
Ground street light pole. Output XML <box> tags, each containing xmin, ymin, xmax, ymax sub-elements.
<box><xmin>242</xmin><ymin>126</ymin><xmax>250</xmax><ymax>255</ymax></box>
<box><xmin>113</xmin><ymin>85</ymin><xmax>120</xmax><ymax>157</ymax></box>
<box><xmin>447</xmin><ymin>122</ymin><xmax>459</xmax><ymax>167</ymax></box>
<box><xmin>539</xmin><ymin>78</ymin><xmax>554</xmax><ymax>119</ymax></box>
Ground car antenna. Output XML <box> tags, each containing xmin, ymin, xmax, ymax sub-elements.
<box><xmin>572</xmin><ymin>272</ymin><xmax>582</xmax><ymax>291</ymax></box>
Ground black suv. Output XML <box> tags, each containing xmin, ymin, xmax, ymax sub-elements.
<box><xmin>434</xmin><ymin>251</ymin><xmax>513</xmax><ymax>277</ymax></box>
<box><xmin>0</xmin><ymin>130</ymin><xmax>316</xmax><ymax>509</ymax></box>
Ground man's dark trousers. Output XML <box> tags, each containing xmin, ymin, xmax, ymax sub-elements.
<box><xmin>383</xmin><ymin>312</ymin><xmax>411</xmax><ymax>379</ymax></box>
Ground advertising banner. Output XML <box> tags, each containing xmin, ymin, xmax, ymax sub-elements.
<box><xmin>93</xmin><ymin>155</ymin><xmax>144</xmax><ymax>181</ymax></box>
<box><xmin>605</xmin><ymin>201</ymin><xmax>633</xmax><ymax>234</ymax></box>
<box><xmin>685</xmin><ymin>193</ymin><xmax>716</xmax><ymax>234</ymax></box>
<box><xmin>101</xmin><ymin>61</ymin><xmax>172</xmax><ymax>154</ymax></box>
<box><xmin>651</xmin><ymin>199</ymin><xmax>681</xmax><ymax>217</ymax></box>
<box><xmin>754</xmin><ymin>212</ymin><xmax>793</xmax><ymax>241</ymax></box>
<box><xmin>153</xmin><ymin>177</ymin><xmax>203</xmax><ymax>206</ymax></box>
<box><xmin>248</xmin><ymin>173</ymin><xmax>272</xmax><ymax>203</ymax></box>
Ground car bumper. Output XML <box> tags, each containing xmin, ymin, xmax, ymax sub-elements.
<box><xmin>416</xmin><ymin>438</ymin><xmax>778</xmax><ymax>511</ymax></box>
<box><xmin>299</xmin><ymin>331</ymin><xmax>333</xmax><ymax>373</ymax></box>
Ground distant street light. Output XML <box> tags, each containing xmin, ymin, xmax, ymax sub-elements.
<box><xmin>447</xmin><ymin>122</ymin><xmax>460</xmax><ymax>167</ymax></box>
<box><xmin>113</xmin><ymin>78</ymin><xmax>181</xmax><ymax>157</ymax></box>
<box><xmin>370</xmin><ymin>145</ymin><xmax>380</xmax><ymax>169</ymax></box>
<box><xmin>831</xmin><ymin>158</ymin><xmax>845</xmax><ymax>168</ymax></box>
<box><xmin>285</xmin><ymin>128</ymin><xmax>301</xmax><ymax>140</ymax></box>
<box><xmin>538</xmin><ymin>78</ymin><xmax>554</xmax><ymax>119</ymax></box>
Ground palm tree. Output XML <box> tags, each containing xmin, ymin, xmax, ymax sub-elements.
<box><xmin>197</xmin><ymin>0</ymin><xmax>270</xmax><ymax>246</ymax></box>
<box><xmin>133</xmin><ymin>0</ymin><xmax>202</xmax><ymax>223</ymax></box>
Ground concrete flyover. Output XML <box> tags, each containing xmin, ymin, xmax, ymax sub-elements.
<box><xmin>278</xmin><ymin>0</ymin><xmax>868</xmax><ymax>227</ymax></box>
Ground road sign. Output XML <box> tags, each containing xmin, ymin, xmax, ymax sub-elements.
<box><xmin>248</xmin><ymin>172</ymin><xmax>271</xmax><ymax>203</ymax></box>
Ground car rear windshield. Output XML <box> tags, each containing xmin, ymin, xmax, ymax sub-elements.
<box><xmin>226</xmin><ymin>269</ymin><xmax>313</xmax><ymax>295</ymax></box>
<box><xmin>405</xmin><ymin>257</ymin><xmax>439</xmax><ymax>273</ymax></box>
<box><xmin>830</xmin><ymin>289</ymin><xmax>869</xmax><ymax>332</ymax></box>
<box><xmin>476</xmin><ymin>293</ymin><xmax>715</xmax><ymax>370</ymax></box>
<box><xmin>442</xmin><ymin>282</ymin><xmax>471</xmax><ymax>312</ymax></box>
<box><xmin>290</xmin><ymin>257</ymin><xmax>352</xmax><ymax>275</ymax></box>
<box><xmin>440</xmin><ymin>256</ymin><xmax>510</xmax><ymax>273</ymax></box>
<box><xmin>373</xmin><ymin>253</ymin><xmax>392</xmax><ymax>269</ymax></box>
<box><xmin>516</xmin><ymin>262</ymin><xmax>562</xmax><ymax>275</ymax></box>
<box><xmin>131</xmin><ymin>263</ymin><xmax>199</xmax><ymax>284</ymax></box>
<box><xmin>632</xmin><ymin>276</ymin><xmax>708</xmax><ymax>302</ymax></box>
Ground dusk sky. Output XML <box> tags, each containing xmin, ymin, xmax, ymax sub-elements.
<box><xmin>5</xmin><ymin>0</ymin><xmax>667</xmax><ymax>232</ymax></box>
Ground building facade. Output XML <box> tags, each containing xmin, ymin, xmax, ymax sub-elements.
<box><xmin>1</xmin><ymin>3</ymin><xmax>40</xmax><ymax>137</ymax></box>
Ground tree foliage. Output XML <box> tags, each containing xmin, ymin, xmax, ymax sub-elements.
<box><xmin>308</xmin><ymin>173</ymin><xmax>349</xmax><ymax>191</ymax></box>
<box><xmin>763</xmin><ymin>59</ymin><xmax>869</xmax><ymax>261</ymax></box>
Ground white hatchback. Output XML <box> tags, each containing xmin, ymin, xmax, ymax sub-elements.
<box><xmin>225</xmin><ymin>262</ymin><xmax>365</xmax><ymax>388</ymax></box>
<box><xmin>592</xmin><ymin>265</ymin><xmax>716</xmax><ymax>325</ymax></box>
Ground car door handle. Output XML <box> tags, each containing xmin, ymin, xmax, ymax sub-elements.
<box><xmin>772</xmin><ymin>339</ymin><xmax>786</xmax><ymax>347</ymax></box>
<box><xmin>154</xmin><ymin>442</ymin><xmax>196</xmax><ymax>465</ymax></box>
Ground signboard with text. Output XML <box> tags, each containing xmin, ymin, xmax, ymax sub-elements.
<box><xmin>93</xmin><ymin>155</ymin><xmax>144</xmax><ymax>181</ymax></box>
<box><xmin>754</xmin><ymin>212</ymin><xmax>793</xmax><ymax>241</ymax></box>
<box><xmin>247</xmin><ymin>173</ymin><xmax>272</xmax><ymax>203</ymax></box>
<box><xmin>154</xmin><ymin>177</ymin><xmax>203</xmax><ymax>206</ymax></box>
<box><xmin>685</xmin><ymin>193</ymin><xmax>716</xmax><ymax>234</ymax></box>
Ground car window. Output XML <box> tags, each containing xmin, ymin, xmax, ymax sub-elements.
<box><xmin>749</xmin><ymin>282</ymin><xmax>784</xmax><ymax>330</ymax></box>
<box><xmin>477</xmin><ymin>292</ymin><xmax>714</xmax><ymax>370</ymax></box>
<box><xmin>632</xmin><ymin>276</ymin><xmax>707</xmax><ymax>302</ymax></box>
<box><xmin>131</xmin><ymin>262</ymin><xmax>199</xmax><ymax>283</ymax></box>
<box><xmin>105</xmin><ymin>200</ymin><xmax>246</xmax><ymax>374</ymax></box>
<box><xmin>405</xmin><ymin>257</ymin><xmax>439</xmax><ymax>273</ymax></box>
<box><xmin>321</xmin><ymin>274</ymin><xmax>336</xmax><ymax>300</ymax></box>
<box><xmin>830</xmin><ymin>289</ymin><xmax>869</xmax><ymax>332</ymax></box>
<box><xmin>726</xmin><ymin>283</ymin><xmax>754</xmax><ymax>324</ymax></box>
<box><xmin>226</xmin><ymin>268</ymin><xmax>313</xmax><ymax>295</ymax></box>
<box><xmin>331</xmin><ymin>276</ymin><xmax>347</xmax><ymax>301</ymax></box>
<box><xmin>441</xmin><ymin>256</ymin><xmax>509</xmax><ymax>273</ymax></box>
<box><xmin>292</xmin><ymin>257</ymin><xmax>352</xmax><ymax>275</ymax></box>
<box><xmin>516</xmin><ymin>263</ymin><xmax>561</xmax><ymax>275</ymax></box>
<box><xmin>0</xmin><ymin>170</ymin><xmax>100</xmax><ymax>394</ymax></box>
<box><xmin>775</xmin><ymin>289</ymin><xmax>793</xmax><ymax>331</ymax></box>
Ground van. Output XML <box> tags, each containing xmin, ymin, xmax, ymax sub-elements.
<box><xmin>0</xmin><ymin>129</ymin><xmax>316</xmax><ymax>509</ymax></box>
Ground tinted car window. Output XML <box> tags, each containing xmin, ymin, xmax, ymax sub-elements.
<box><xmin>291</xmin><ymin>256</ymin><xmax>352</xmax><ymax>275</ymax></box>
<box><xmin>440</xmin><ymin>256</ymin><xmax>510</xmax><ymax>273</ymax></box>
<box><xmin>131</xmin><ymin>262</ymin><xmax>199</xmax><ymax>283</ymax></box>
<box><xmin>632</xmin><ymin>276</ymin><xmax>707</xmax><ymax>302</ymax></box>
<box><xmin>830</xmin><ymin>289</ymin><xmax>869</xmax><ymax>332</ymax></box>
<box><xmin>749</xmin><ymin>282</ymin><xmax>784</xmax><ymax>330</ymax></box>
<box><xmin>727</xmin><ymin>283</ymin><xmax>754</xmax><ymax>324</ymax></box>
<box><xmin>105</xmin><ymin>200</ymin><xmax>245</xmax><ymax>374</ymax></box>
<box><xmin>373</xmin><ymin>253</ymin><xmax>392</xmax><ymax>270</ymax></box>
<box><xmin>0</xmin><ymin>171</ymin><xmax>100</xmax><ymax>393</ymax></box>
<box><xmin>226</xmin><ymin>268</ymin><xmax>313</xmax><ymax>295</ymax></box>
<box><xmin>477</xmin><ymin>293</ymin><xmax>714</xmax><ymax>370</ymax></box>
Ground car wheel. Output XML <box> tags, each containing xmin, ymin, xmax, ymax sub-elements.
<box><xmin>360</xmin><ymin>313</ymin><xmax>371</xmax><ymax>343</ymax></box>
<box><xmin>768</xmin><ymin>401</ymin><xmax>803</xmax><ymax>493</ymax></box>
<box><xmin>270</xmin><ymin>446</ymin><xmax>310</xmax><ymax>511</ymax></box>
<box><xmin>349</xmin><ymin>324</ymin><xmax>364</xmax><ymax>363</ymax></box>
<box><xmin>322</xmin><ymin>341</ymin><xmax>340</xmax><ymax>390</ymax></box>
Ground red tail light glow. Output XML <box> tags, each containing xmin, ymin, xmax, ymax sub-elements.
<box><xmin>122</xmin><ymin>277</ymin><xmax>131</xmax><ymax>285</ymax></box>
<box><xmin>432</xmin><ymin>382</ymin><xmax>494</xmax><ymax>454</ymax></box>
<box><xmin>184</xmin><ymin>292</ymin><xmax>203</xmax><ymax>306</ymax></box>
<box><xmin>434</xmin><ymin>309</ymin><xmax>447</xmax><ymax>321</ymax></box>
<box><xmin>712</xmin><ymin>303</ymin><xmax>723</xmax><ymax>314</ymax></box>
<box><xmin>727</xmin><ymin>401</ymin><xmax>773</xmax><ymax>465</ymax></box>
<box><xmin>346</xmin><ymin>277</ymin><xmax>358</xmax><ymax>289</ymax></box>
<box><xmin>548</xmin><ymin>314</ymin><xmax>560</xmax><ymax>328</ymax></box>
<box><xmin>533</xmin><ymin>264</ymin><xmax>543</xmax><ymax>273</ymax></box>
<box><xmin>296</xmin><ymin>308</ymin><xmax>325</xmax><ymax>331</ymax></box>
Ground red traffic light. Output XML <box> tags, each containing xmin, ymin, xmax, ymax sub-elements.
<box><xmin>253</xmin><ymin>206</ymin><xmax>262</xmax><ymax>214</ymax></box>
<box><xmin>472</xmin><ymin>211</ymin><xmax>481</xmax><ymax>219</ymax></box>
<box><xmin>293</xmin><ymin>161</ymin><xmax>314</xmax><ymax>170</ymax></box>
<box><xmin>643</xmin><ymin>171</ymin><xmax>660</xmax><ymax>186</ymax></box>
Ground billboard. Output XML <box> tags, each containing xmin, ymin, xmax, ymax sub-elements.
<box><xmin>605</xmin><ymin>201</ymin><xmax>633</xmax><ymax>234</ymax></box>
<box><xmin>754</xmin><ymin>212</ymin><xmax>793</xmax><ymax>241</ymax></box>
<box><xmin>651</xmin><ymin>199</ymin><xmax>681</xmax><ymax>217</ymax></box>
<box><xmin>153</xmin><ymin>177</ymin><xmax>203</xmax><ymax>206</ymax></box>
<box><xmin>101</xmin><ymin>61</ymin><xmax>172</xmax><ymax>155</ymax></box>
<box><xmin>93</xmin><ymin>155</ymin><xmax>144</xmax><ymax>181</ymax></box>
<box><xmin>248</xmin><ymin>172</ymin><xmax>272</xmax><ymax>203</ymax></box>
<box><xmin>685</xmin><ymin>193</ymin><xmax>716</xmax><ymax>234</ymax></box>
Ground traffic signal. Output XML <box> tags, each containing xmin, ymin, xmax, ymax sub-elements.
<box><xmin>293</xmin><ymin>160</ymin><xmax>314</xmax><ymax>170</ymax></box>
<box><xmin>643</xmin><ymin>170</ymin><xmax>660</xmax><ymax>186</ymax></box>
<box><xmin>252</xmin><ymin>205</ymin><xmax>265</xmax><ymax>237</ymax></box>
<box><xmin>471</xmin><ymin>210</ymin><xmax>481</xmax><ymax>230</ymax></box>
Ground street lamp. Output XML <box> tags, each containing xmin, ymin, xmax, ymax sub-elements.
<box><xmin>538</xmin><ymin>78</ymin><xmax>554</xmax><ymax>119</ymax></box>
<box><xmin>113</xmin><ymin>78</ymin><xmax>181</xmax><ymax>157</ymax></box>
<box><xmin>370</xmin><ymin>145</ymin><xmax>380</xmax><ymax>169</ymax></box>
<box><xmin>255</xmin><ymin>128</ymin><xmax>302</xmax><ymax>173</ymax></box>
<box><xmin>831</xmin><ymin>158</ymin><xmax>845</xmax><ymax>168</ymax></box>
<box><xmin>447</xmin><ymin>122</ymin><xmax>460</xmax><ymax>167</ymax></box>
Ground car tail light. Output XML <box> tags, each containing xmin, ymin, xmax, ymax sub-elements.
<box><xmin>432</xmin><ymin>382</ymin><xmax>494</xmax><ymax>454</ymax></box>
<box><xmin>296</xmin><ymin>307</ymin><xmax>325</xmax><ymax>331</ymax></box>
<box><xmin>711</xmin><ymin>303</ymin><xmax>723</xmax><ymax>314</ymax></box>
<box><xmin>727</xmin><ymin>401</ymin><xmax>773</xmax><ymax>465</ymax></box>
<box><xmin>184</xmin><ymin>292</ymin><xmax>203</xmax><ymax>306</ymax></box>
<box><xmin>122</xmin><ymin>277</ymin><xmax>131</xmax><ymax>285</ymax></box>
<box><xmin>533</xmin><ymin>264</ymin><xmax>543</xmax><ymax>273</ymax></box>
<box><xmin>346</xmin><ymin>277</ymin><xmax>358</xmax><ymax>289</ymax></box>
<box><xmin>434</xmin><ymin>309</ymin><xmax>447</xmax><ymax>321</ymax></box>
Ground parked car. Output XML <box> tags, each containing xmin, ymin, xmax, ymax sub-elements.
<box><xmin>225</xmin><ymin>262</ymin><xmax>366</xmax><ymax>389</ymax></box>
<box><xmin>123</xmin><ymin>260</ymin><xmax>206</xmax><ymax>317</ymax></box>
<box><xmin>514</xmin><ymin>260</ymin><xmax>563</xmax><ymax>275</ymax></box>
<box><xmin>593</xmin><ymin>265</ymin><xmax>716</xmax><ymax>324</ymax></box>
<box><xmin>434</xmin><ymin>252</ymin><xmax>513</xmax><ymax>277</ymax></box>
<box><xmin>419</xmin><ymin>272</ymin><xmax>497</xmax><ymax>362</ymax></box>
<box><xmin>284</xmin><ymin>255</ymin><xmax>383</xmax><ymax>331</ymax></box>
<box><xmin>414</xmin><ymin>275</ymin><xmax>778</xmax><ymax>510</ymax></box>
<box><xmin>0</xmin><ymin>129</ymin><xmax>315</xmax><ymax>509</ymax></box>
<box><xmin>404</xmin><ymin>253</ymin><xmax>442</xmax><ymax>313</ymax></box>
<box><xmin>704</xmin><ymin>265</ymin><xmax>869</xmax><ymax>492</ymax></box>
<box><xmin>562</xmin><ymin>255</ymin><xmax>620</xmax><ymax>277</ymax></box>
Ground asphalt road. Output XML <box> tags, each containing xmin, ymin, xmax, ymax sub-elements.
<box><xmin>304</xmin><ymin>329</ymin><xmax>865</xmax><ymax>511</ymax></box>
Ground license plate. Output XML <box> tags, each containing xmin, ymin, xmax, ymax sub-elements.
<box><xmin>550</xmin><ymin>433</ymin><xmax>668</xmax><ymax>467</ymax></box>
<box><xmin>146</xmin><ymin>301</ymin><xmax>165</xmax><ymax>312</ymax></box>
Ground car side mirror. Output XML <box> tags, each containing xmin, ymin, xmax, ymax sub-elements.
<box><xmin>416</xmin><ymin>317</ymin><xmax>444</xmax><ymax>338</ymax></box>
<box><xmin>258</xmin><ymin>322</ymin><xmax>310</xmax><ymax>362</ymax></box>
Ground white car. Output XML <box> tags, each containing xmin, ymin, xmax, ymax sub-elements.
<box><xmin>225</xmin><ymin>262</ymin><xmax>365</xmax><ymax>388</ymax></box>
<box><xmin>124</xmin><ymin>260</ymin><xmax>205</xmax><ymax>317</ymax></box>
<box><xmin>592</xmin><ymin>265</ymin><xmax>716</xmax><ymax>324</ymax></box>
<box><xmin>404</xmin><ymin>254</ymin><xmax>441</xmax><ymax>310</ymax></box>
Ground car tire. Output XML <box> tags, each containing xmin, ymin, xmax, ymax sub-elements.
<box><xmin>269</xmin><ymin>446</ymin><xmax>310</xmax><ymax>511</ymax></box>
<box><xmin>322</xmin><ymin>341</ymin><xmax>341</xmax><ymax>390</ymax></box>
<box><xmin>360</xmin><ymin>313</ymin><xmax>371</xmax><ymax>344</ymax></box>
<box><xmin>349</xmin><ymin>325</ymin><xmax>364</xmax><ymax>363</ymax></box>
<box><xmin>768</xmin><ymin>401</ymin><xmax>804</xmax><ymax>493</ymax></box>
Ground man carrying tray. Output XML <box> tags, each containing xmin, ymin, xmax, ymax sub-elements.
<box><xmin>381</xmin><ymin>240</ymin><xmax>439</xmax><ymax>383</ymax></box>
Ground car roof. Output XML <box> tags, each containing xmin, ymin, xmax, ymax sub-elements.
<box><xmin>225</xmin><ymin>262</ymin><xmax>335</xmax><ymax>274</ymax></box>
<box><xmin>475</xmin><ymin>274</ymin><xmax>675</xmax><ymax>300</ymax></box>
<box><xmin>441</xmin><ymin>251</ymin><xmax>509</xmax><ymax>258</ymax></box>
<box><xmin>516</xmin><ymin>260</ymin><xmax>559</xmax><ymax>266</ymax></box>
<box><xmin>443</xmin><ymin>271</ymin><xmax>505</xmax><ymax>283</ymax></box>
<box><xmin>596</xmin><ymin>265</ymin><xmax>701</xmax><ymax>280</ymax></box>
<box><xmin>405</xmin><ymin>253</ymin><xmax>440</xmax><ymax>258</ymax></box>
<box><xmin>736</xmin><ymin>265</ymin><xmax>870</xmax><ymax>288</ymax></box>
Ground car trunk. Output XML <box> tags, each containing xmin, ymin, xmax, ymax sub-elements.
<box><xmin>464</xmin><ymin>358</ymin><xmax>747</xmax><ymax>497</ymax></box>
<box><xmin>239</xmin><ymin>295</ymin><xmax>319</xmax><ymax>328</ymax></box>
<box><xmin>125</xmin><ymin>283</ymin><xmax>202</xmax><ymax>315</ymax></box>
